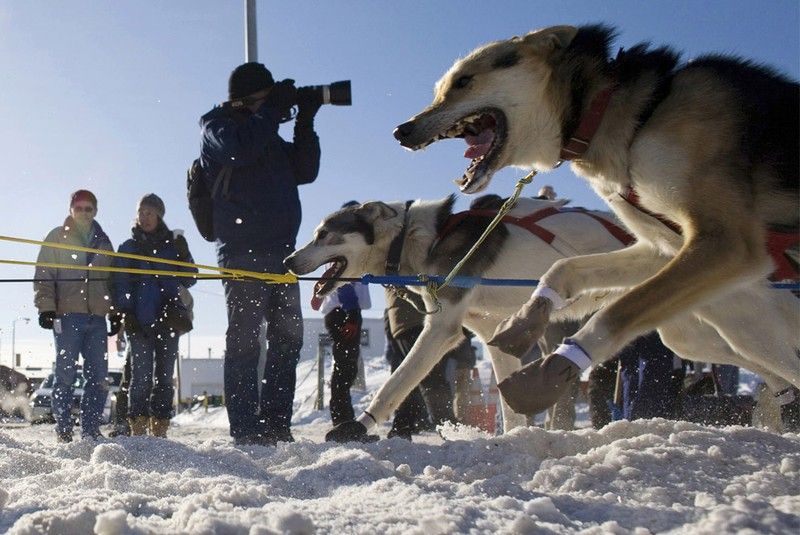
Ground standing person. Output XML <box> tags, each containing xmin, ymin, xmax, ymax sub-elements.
<box><xmin>34</xmin><ymin>190</ymin><xmax>120</xmax><ymax>442</ymax></box>
<box><xmin>112</xmin><ymin>194</ymin><xmax>197</xmax><ymax>437</ymax></box>
<box><xmin>199</xmin><ymin>62</ymin><xmax>322</xmax><ymax>446</ymax></box>
<box><xmin>319</xmin><ymin>282</ymin><xmax>371</xmax><ymax>425</ymax></box>
<box><xmin>316</xmin><ymin>207</ymin><xmax>371</xmax><ymax>425</ymax></box>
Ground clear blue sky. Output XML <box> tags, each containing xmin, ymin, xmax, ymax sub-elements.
<box><xmin>1</xmin><ymin>1</ymin><xmax>798</xmax><ymax>367</ymax></box>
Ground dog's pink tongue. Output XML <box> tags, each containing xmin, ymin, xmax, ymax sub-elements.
<box><xmin>311</xmin><ymin>263</ymin><xmax>340</xmax><ymax>310</ymax></box>
<box><xmin>464</xmin><ymin>129</ymin><xmax>494</xmax><ymax>159</ymax></box>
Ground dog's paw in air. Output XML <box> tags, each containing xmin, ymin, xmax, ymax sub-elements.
<box><xmin>487</xmin><ymin>296</ymin><xmax>553</xmax><ymax>358</ymax></box>
<box><xmin>498</xmin><ymin>352</ymin><xmax>581</xmax><ymax>414</ymax></box>
<box><xmin>325</xmin><ymin>421</ymin><xmax>380</xmax><ymax>443</ymax></box>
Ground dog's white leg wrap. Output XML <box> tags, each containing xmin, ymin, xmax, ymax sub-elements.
<box><xmin>532</xmin><ymin>285</ymin><xmax>566</xmax><ymax>310</ymax></box>
<box><xmin>554</xmin><ymin>339</ymin><xmax>592</xmax><ymax>370</ymax></box>
<box><xmin>356</xmin><ymin>411</ymin><xmax>377</xmax><ymax>432</ymax></box>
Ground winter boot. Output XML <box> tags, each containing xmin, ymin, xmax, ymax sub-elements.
<box><xmin>128</xmin><ymin>416</ymin><xmax>149</xmax><ymax>436</ymax></box>
<box><xmin>109</xmin><ymin>420</ymin><xmax>131</xmax><ymax>438</ymax></box>
<box><xmin>498</xmin><ymin>354</ymin><xmax>581</xmax><ymax>415</ymax></box>
<box><xmin>56</xmin><ymin>429</ymin><xmax>73</xmax><ymax>443</ymax></box>
<box><xmin>149</xmin><ymin>417</ymin><xmax>170</xmax><ymax>438</ymax></box>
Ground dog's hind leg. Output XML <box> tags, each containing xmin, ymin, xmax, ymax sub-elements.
<box><xmin>658</xmin><ymin>314</ymin><xmax>794</xmax><ymax>395</ymax></box>
<box><xmin>693</xmin><ymin>287</ymin><xmax>800</xmax><ymax>390</ymax></box>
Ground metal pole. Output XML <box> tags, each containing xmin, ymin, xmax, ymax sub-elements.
<box><xmin>11</xmin><ymin>318</ymin><xmax>30</xmax><ymax>370</ymax></box>
<box><xmin>176</xmin><ymin>343</ymin><xmax>183</xmax><ymax>415</ymax></box>
<box><xmin>315</xmin><ymin>336</ymin><xmax>326</xmax><ymax>410</ymax></box>
<box><xmin>11</xmin><ymin>321</ymin><xmax>15</xmax><ymax>371</ymax></box>
<box><xmin>245</xmin><ymin>0</ymin><xmax>258</xmax><ymax>62</ymax></box>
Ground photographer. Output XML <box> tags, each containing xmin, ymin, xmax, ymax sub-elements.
<box><xmin>199</xmin><ymin>62</ymin><xmax>322</xmax><ymax>446</ymax></box>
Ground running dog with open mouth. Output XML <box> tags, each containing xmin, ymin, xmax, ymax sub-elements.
<box><xmin>393</xmin><ymin>24</ymin><xmax>800</xmax><ymax>425</ymax></box>
<box><xmin>285</xmin><ymin>194</ymin><xmax>797</xmax><ymax>441</ymax></box>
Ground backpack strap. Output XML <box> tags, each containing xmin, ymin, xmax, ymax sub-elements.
<box><xmin>210</xmin><ymin>166</ymin><xmax>233</xmax><ymax>200</ymax></box>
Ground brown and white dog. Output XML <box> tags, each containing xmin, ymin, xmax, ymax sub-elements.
<box><xmin>392</xmin><ymin>24</ymin><xmax>800</xmax><ymax>425</ymax></box>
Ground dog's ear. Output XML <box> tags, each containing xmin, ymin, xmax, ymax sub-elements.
<box><xmin>356</xmin><ymin>201</ymin><xmax>398</xmax><ymax>222</ymax></box>
<box><xmin>520</xmin><ymin>25</ymin><xmax>577</xmax><ymax>54</ymax></box>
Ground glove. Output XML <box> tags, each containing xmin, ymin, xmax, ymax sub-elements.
<box><xmin>123</xmin><ymin>313</ymin><xmax>140</xmax><ymax>334</ymax></box>
<box><xmin>340</xmin><ymin>312</ymin><xmax>360</xmax><ymax>341</ymax></box>
<box><xmin>264</xmin><ymin>79</ymin><xmax>297</xmax><ymax>116</ymax></box>
<box><xmin>325</xmin><ymin>421</ymin><xmax>379</xmax><ymax>443</ymax></box>
<box><xmin>173</xmin><ymin>234</ymin><xmax>190</xmax><ymax>262</ymax></box>
<box><xmin>107</xmin><ymin>313</ymin><xmax>124</xmax><ymax>337</ymax></box>
<box><xmin>296</xmin><ymin>86</ymin><xmax>323</xmax><ymax>124</ymax></box>
<box><xmin>38</xmin><ymin>311</ymin><xmax>56</xmax><ymax>330</ymax></box>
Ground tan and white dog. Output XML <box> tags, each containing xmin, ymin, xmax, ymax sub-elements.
<box><xmin>393</xmin><ymin>24</ymin><xmax>800</xmax><ymax>425</ymax></box>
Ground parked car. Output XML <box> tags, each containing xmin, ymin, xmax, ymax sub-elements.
<box><xmin>28</xmin><ymin>370</ymin><xmax>123</xmax><ymax>424</ymax></box>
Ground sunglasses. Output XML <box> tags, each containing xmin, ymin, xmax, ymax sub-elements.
<box><xmin>72</xmin><ymin>205</ymin><xmax>95</xmax><ymax>213</ymax></box>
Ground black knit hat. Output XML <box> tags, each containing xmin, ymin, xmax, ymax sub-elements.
<box><xmin>228</xmin><ymin>62</ymin><xmax>274</xmax><ymax>100</ymax></box>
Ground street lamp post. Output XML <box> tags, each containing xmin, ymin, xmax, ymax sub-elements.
<box><xmin>11</xmin><ymin>317</ymin><xmax>30</xmax><ymax>371</ymax></box>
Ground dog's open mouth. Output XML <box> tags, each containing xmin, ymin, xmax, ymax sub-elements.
<box><xmin>312</xmin><ymin>257</ymin><xmax>348</xmax><ymax>299</ymax></box>
<box><xmin>406</xmin><ymin>108</ymin><xmax>506</xmax><ymax>194</ymax></box>
<box><xmin>455</xmin><ymin>110</ymin><xmax>506</xmax><ymax>193</ymax></box>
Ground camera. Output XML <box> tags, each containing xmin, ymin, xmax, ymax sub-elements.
<box><xmin>225</xmin><ymin>80</ymin><xmax>351</xmax><ymax>122</ymax></box>
<box><xmin>301</xmin><ymin>80</ymin><xmax>351</xmax><ymax>106</ymax></box>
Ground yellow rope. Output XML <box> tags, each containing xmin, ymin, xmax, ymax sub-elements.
<box><xmin>0</xmin><ymin>234</ymin><xmax>298</xmax><ymax>284</ymax></box>
<box><xmin>426</xmin><ymin>169</ymin><xmax>537</xmax><ymax>310</ymax></box>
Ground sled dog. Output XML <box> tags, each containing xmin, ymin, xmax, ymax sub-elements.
<box><xmin>285</xmin><ymin>196</ymin><xmax>793</xmax><ymax>441</ymax></box>
<box><xmin>393</xmin><ymin>24</ymin><xmax>799</xmax><ymax>419</ymax></box>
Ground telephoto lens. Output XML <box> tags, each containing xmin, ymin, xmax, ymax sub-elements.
<box><xmin>307</xmin><ymin>80</ymin><xmax>351</xmax><ymax>106</ymax></box>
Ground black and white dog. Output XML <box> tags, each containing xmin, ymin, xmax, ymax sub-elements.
<box><xmin>285</xmin><ymin>196</ymin><xmax>793</xmax><ymax>440</ymax></box>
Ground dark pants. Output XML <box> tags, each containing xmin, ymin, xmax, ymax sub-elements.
<box><xmin>324</xmin><ymin>307</ymin><xmax>362</xmax><ymax>425</ymax></box>
<box><xmin>588</xmin><ymin>359</ymin><xmax>618</xmax><ymax>429</ymax></box>
<box><xmin>388</xmin><ymin>325</ymin><xmax>456</xmax><ymax>433</ymax></box>
<box><xmin>113</xmin><ymin>347</ymin><xmax>132</xmax><ymax>426</ymax></box>
<box><xmin>221</xmin><ymin>251</ymin><xmax>303</xmax><ymax>439</ymax></box>
<box><xmin>619</xmin><ymin>332</ymin><xmax>683</xmax><ymax>421</ymax></box>
<box><xmin>127</xmin><ymin>326</ymin><xmax>179</xmax><ymax>419</ymax></box>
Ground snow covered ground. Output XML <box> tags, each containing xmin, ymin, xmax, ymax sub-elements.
<box><xmin>1</xmin><ymin>353</ymin><xmax>799</xmax><ymax>534</ymax></box>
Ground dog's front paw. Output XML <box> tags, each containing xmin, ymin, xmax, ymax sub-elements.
<box><xmin>487</xmin><ymin>297</ymin><xmax>553</xmax><ymax>358</ymax></box>
<box><xmin>325</xmin><ymin>421</ymin><xmax>380</xmax><ymax>443</ymax></box>
<box><xmin>497</xmin><ymin>353</ymin><xmax>580</xmax><ymax>414</ymax></box>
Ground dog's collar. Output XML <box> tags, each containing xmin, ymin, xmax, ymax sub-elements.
<box><xmin>560</xmin><ymin>83</ymin><xmax>617</xmax><ymax>161</ymax></box>
<box><xmin>385</xmin><ymin>200</ymin><xmax>414</xmax><ymax>276</ymax></box>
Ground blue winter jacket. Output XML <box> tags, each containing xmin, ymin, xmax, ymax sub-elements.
<box><xmin>112</xmin><ymin>223</ymin><xmax>198</xmax><ymax>326</ymax></box>
<box><xmin>199</xmin><ymin>101</ymin><xmax>320</xmax><ymax>261</ymax></box>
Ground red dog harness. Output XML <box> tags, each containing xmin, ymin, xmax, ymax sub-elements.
<box><xmin>439</xmin><ymin>206</ymin><xmax>635</xmax><ymax>248</ymax></box>
<box><xmin>620</xmin><ymin>186</ymin><xmax>799</xmax><ymax>281</ymax></box>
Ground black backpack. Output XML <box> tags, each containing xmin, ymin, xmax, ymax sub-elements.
<box><xmin>187</xmin><ymin>159</ymin><xmax>232</xmax><ymax>242</ymax></box>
